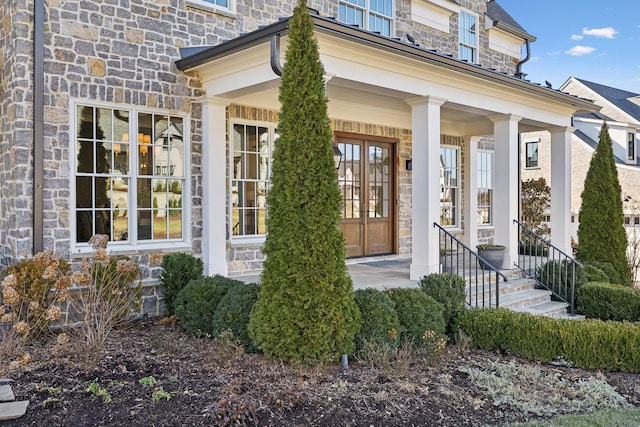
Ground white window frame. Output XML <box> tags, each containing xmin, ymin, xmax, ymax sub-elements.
<box><xmin>186</xmin><ymin>0</ymin><xmax>235</xmax><ymax>15</ymax></box>
<box><xmin>440</xmin><ymin>145</ymin><xmax>460</xmax><ymax>228</ymax></box>
<box><xmin>477</xmin><ymin>150</ymin><xmax>494</xmax><ymax>226</ymax></box>
<box><xmin>459</xmin><ymin>10</ymin><xmax>477</xmax><ymax>63</ymax></box>
<box><xmin>71</xmin><ymin>100</ymin><xmax>191</xmax><ymax>255</ymax></box>
<box><xmin>628</xmin><ymin>132</ymin><xmax>636</xmax><ymax>161</ymax></box>
<box><xmin>338</xmin><ymin>0</ymin><xmax>394</xmax><ymax>37</ymax></box>
<box><xmin>229</xmin><ymin>120</ymin><xmax>278</xmax><ymax>244</ymax></box>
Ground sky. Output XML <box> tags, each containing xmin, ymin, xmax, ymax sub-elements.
<box><xmin>497</xmin><ymin>0</ymin><xmax>640</xmax><ymax>94</ymax></box>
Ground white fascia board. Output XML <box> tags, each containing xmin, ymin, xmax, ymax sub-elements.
<box><xmin>317</xmin><ymin>38</ymin><xmax>576</xmax><ymax>127</ymax></box>
<box><xmin>486</xmin><ymin>26</ymin><xmax>523</xmax><ymax>59</ymax></box>
<box><xmin>411</xmin><ymin>0</ymin><xmax>460</xmax><ymax>33</ymax></box>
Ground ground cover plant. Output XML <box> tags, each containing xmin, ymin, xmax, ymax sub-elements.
<box><xmin>6</xmin><ymin>319</ymin><xmax>640</xmax><ymax>426</ymax></box>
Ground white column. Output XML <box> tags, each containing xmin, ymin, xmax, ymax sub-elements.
<box><xmin>201</xmin><ymin>96</ymin><xmax>230</xmax><ymax>276</ymax></box>
<box><xmin>462</xmin><ymin>136</ymin><xmax>478</xmax><ymax>248</ymax></box>
<box><xmin>550</xmin><ymin>126</ymin><xmax>574</xmax><ymax>254</ymax></box>
<box><xmin>406</xmin><ymin>96</ymin><xmax>446</xmax><ymax>280</ymax></box>
<box><xmin>490</xmin><ymin>114</ymin><xmax>522</xmax><ymax>269</ymax></box>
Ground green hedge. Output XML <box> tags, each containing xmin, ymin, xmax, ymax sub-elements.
<box><xmin>458</xmin><ymin>308</ymin><xmax>640</xmax><ymax>372</ymax></box>
<box><xmin>578</xmin><ymin>282</ymin><xmax>640</xmax><ymax>322</ymax></box>
<box><xmin>419</xmin><ymin>273</ymin><xmax>465</xmax><ymax>336</ymax></box>
<box><xmin>385</xmin><ymin>288</ymin><xmax>445</xmax><ymax>346</ymax></box>
<box><xmin>160</xmin><ymin>253</ymin><xmax>204</xmax><ymax>316</ymax></box>
<box><xmin>583</xmin><ymin>260</ymin><xmax>628</xmax><ymax>286</ymax></box>
<box><xmin>353</xmin><ymin>288</ymin><xmax>402</xmax><ymax>352</ymax></box>
<box><xmin>175</xmin><ymin>275</ymin><xmax>241</xmax><ymax>337</ymax></box>
<box><xmin>211</xmin><ymin>282</ymin><xmax>260</xmax><ymax>352</ymax></box>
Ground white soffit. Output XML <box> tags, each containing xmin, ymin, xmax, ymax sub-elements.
<box><xmin>411</xmin><ymin>0</ymin><xmax>460</xmax><ymax>34</ymax></box>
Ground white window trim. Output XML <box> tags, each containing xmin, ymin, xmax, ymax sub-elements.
<box><xmin>338</xmin><ymin>0</ymin><xmax>395</xmax><ymax>36</ymax></box>
<box><xmin>186</xmin><ymin>0</ymin><xmax>236</xmax><ymax>16</ymax></box>
<box><xmin>70</xmin><ymin>99</ymin><xmax>191</xmax><ymax>255</ymax></box>
<box><xmin>525</xmin><ymin>140</ymin><xmax>540</xmax><ymax>169</ymax></box>
<box><xmin>459</xmin><ymin>10</ymin><xmax>478</xmax><ymax>63</ymax></box>
<box><xmin>228</xmin><ymin>119</ymin><xmax>278</xmax><ymax>244</ymax></box>
<box><xmin>440</xmin><ymin>145</ymin><xmax>460</xmax><ymax>228</ymax></box>
<box><xmin>477</xmin><ymin>150</ymin><xmax>494</xmax><ymax>227</ymax></box>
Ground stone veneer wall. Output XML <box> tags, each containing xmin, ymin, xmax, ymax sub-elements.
<box><xmin>0</xmin><ymin>0</ymin><xmax>523</xmax><ymax>313</ymax></box>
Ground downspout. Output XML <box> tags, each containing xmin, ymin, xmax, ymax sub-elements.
<box><xmin>270</xmin><ymin>34</ymin><xmax>283</xmax><ymax>76</ymax></box>
<box><xmin>33</xmin><ymin>0</ymin><xmax>45</xmax><ymax>253</ymax></box>
<box><xmin>515</xmin><ymin>39</ymin><xmax>531</xmax><ymax>79</ymax></box>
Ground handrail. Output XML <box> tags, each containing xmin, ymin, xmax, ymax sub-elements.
<box><xmin>513</xmin><ymin>219</ymin><xmax>579</xmax><ymax>315</ymax></box>
<box><xmin>435</xmin><ymin>223</ymin><xmax>507</xmax><ymax>309</ymax></box>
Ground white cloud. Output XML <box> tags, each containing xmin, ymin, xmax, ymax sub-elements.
<box><xmin>582</xmin><ymin>27</ymin><xmax>618</xmax><ymax>39</ymax></box>
<box><xmin>571</xmin><ymin>34</ymin><xmax>584</xmax><ymax>41</ymax></box>
<box><xmin>565</xmin><ymin>45</ymin><xmax>596</xmax><ymax>56</ymax></box>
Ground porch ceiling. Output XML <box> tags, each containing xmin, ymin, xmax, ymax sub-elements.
<box><xmin>178</xmin><ymin>11</ymin><xmax>599</xmax><ymax>133</ymax></box>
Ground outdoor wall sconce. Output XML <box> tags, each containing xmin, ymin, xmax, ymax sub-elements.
<box><xmin>333</xmin><ymin>145</ymin><xmax>343</xmax><ymax>169</ymax></box>
<box><xmin>406</xmin><ymin>159</ymin><xmax>412</xmax><ymax>171</ymax></box>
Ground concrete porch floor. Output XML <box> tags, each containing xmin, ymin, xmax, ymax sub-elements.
<box><xmin>233</xmin><ymin>254</ymin><xmax>418</xmax><ymax>290</ymax></box>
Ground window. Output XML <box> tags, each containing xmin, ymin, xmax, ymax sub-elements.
<box><xmin>477</xmin><ymin>150</ymin><xmax>493</xmax><ymax>225</ymax></box>
<box><xmin>629</xmin><ymin>133</ymin><xmax>636</xmax><ymax>161</ymax></box>
<box><xmin>338</xmin><ymin>0</ymin><xmax>393</xmax><ymax>37</ymax></box>
<box><xmin>74</xmin><ymin>104</ymin><xmax>186</xmax><ymax>246</ymax></box>
<box><xmin>636</xmin><ymin>217</ymin><xmax>640</xmax><ymax>226</ymax></box>
<box><xmin>187</xmin><ymin>0</ymin><xmax>233</xmax><ymax>13</ymax></box>
<box><xmin>440</xmin><ymin>146</ymin><xmax>459</xmax><ymax>226</ymax></box>
<box><xmin>231</xmin><ymin>122</ymin><xmax>278</xmax><ymax>238</ymax></box>
<box><xmin>526</xmin><ymin>141</ymin><xmax>539</xmax><ymax>168</ymax></box>
<box><xmin>459</xmin><ymin>11</ymin><xmax>477</xmax><ymax>62</ymax></box>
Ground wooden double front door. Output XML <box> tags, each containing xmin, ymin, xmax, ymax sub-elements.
<box><xmin>337</xmin><ymin>135</ymin><xmax>396</xmax><ymax>258</ymax></box>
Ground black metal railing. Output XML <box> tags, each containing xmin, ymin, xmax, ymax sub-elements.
<box><xmin>514</xmin><ymin>219</ymin><xmax>579</xmax><ymax>315</ymax></box>
<box><xmin>435</xmin><ymin>223</ymin><xmax>507</xmax><ymax>309</ymax></box>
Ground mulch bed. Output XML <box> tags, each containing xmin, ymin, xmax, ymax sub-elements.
<box><xmin>5</xmin><ymin>320</ymin><xmax>640</xmax><ymax>426</ymax></box>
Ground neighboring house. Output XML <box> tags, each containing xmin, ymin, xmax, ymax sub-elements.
<box><xmin>521</xmin><ymin>77</ymin><xmax>640</xmax><ymax>282</ymax></box>
<box><xmin>0</xmin><ymin>0</ymin><xmax>596</xmax><ymax>315</ymax></box>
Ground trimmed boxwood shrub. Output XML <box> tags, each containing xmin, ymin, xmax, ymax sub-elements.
<box><xmin>582</xmin><ymin>264</ymin><xmax>609</xmax><ymax>284</ymax></box>
<box><xmin>583</xmin><ymin>260</ymin><xmax>627</xmax><ymax>286</ymax></box>
<box><xmin>537</xmin><ymin>260</ymin><xmax>587</xmax><ymax>303</ymax></box>
<box><xmin>211</xmin><ymin>282</ymin><xmax>260</xmax><ymax>352</ymax></box>
<box><xmin>419</xmin><ymin>273</ymin><xmax>465</xmax><ymax>336</ymax></box>
<box><xmin>458</xmin><ymin>308</ymin><xmax>640</xmax><ymax>373</ymax></box>
<box><xmin>385</xmin><ymin>288</ymin><xmax>445</xmax><ymax>346</ymax></box>
<box><xmin>578</xmin><ymin>282</ymin><xmax>640</xmax><ymax>321</ymax></box>
<box><xmin>175</xmin><ymin>275</ymin><xmax>241</xmax><ymax>337</ymax></box>
<box><xmin>160</xmin><ymin>253</ymin><xmax>204</xmax><ymax>316</ymax></box>
<box><xmin>352</xmin><ymin>288</ymin><xmax>402</xmax><ymax>353</ymax></box>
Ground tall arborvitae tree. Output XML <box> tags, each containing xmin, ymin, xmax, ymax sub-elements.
<box><xmin>248</xmin><ymin>0</ymin><xmax>361</xmax><ymax>361</ymax></box>
<box><xmin>577</xmin><ymin>123</ymin><xmax>631</xmax><ymax>283</ymax></box>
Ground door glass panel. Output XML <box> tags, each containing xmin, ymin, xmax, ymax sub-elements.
<box><xmin>368</xmin><ymin>145</ymin><xmax>390</xmax><ymax>219</ymax></box>
<box><xmin>339</xmin><ymin>142</ymin><xmax>361</xmax><ymax>219</ymax></box>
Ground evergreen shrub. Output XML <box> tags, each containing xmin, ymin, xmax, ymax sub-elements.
<box><xmin>582</xmin><ymin>263</ymin><xmax>610</xmax><ymax>284</ymax></box>
<box><xmin>578</xmin><ymin>282</ymin><xmax>640</xmax><ymax>321</ymax></box>
<box><xmin>458</xmin><ymin>308</ymin><xmax>640</xmax><ymax>372</ymax></box>
<box><xmin>583</xmin><ymin>260</ymin><xmax>626</xmax><ymax>286</ymax></box>
<box><xmin>160</xmin><ymin>253</ymin><xmax>204</xmax><ymax>316</ymax></box>
<box><xmin>537</xmin><ymin>260</ymin><xmax>587</xmax><ymax>303</ymax></box>
<box><xmin>419</xmin><ymin>273</ymin><xmax>465</xmax><ymax>335</ymax></box>
<box><xmin>175</xmin><ymin>275</ymin><xmax>240</xmax><ymax>337</ymax></box>
<box><xmin>352</xmin><ymin>288</ymin><xmax>402</xmax><ymax>353</ymax></box>
<box><xmin>212</xmin><ymin>282</ymin><xmax>260</xmax><ymax>352</ymax></box>
<box><xmin>385</xmin><ymin>288</ymin><xmax>445</xmax><ymax>346</ymax></box>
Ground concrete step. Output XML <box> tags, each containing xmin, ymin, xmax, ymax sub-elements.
<box><xmin>466</xmin><ymin>277</ymin><xmax>537</xmax><ymax>300</ymax></box>
<box><xmin>468</xmin><ymin>288</ymin><xmax>552</xmax><ymax>310</ymax></box>
<box><xmin>0</xmin><ymin>400</ymin><xmax>29</xmax><ymax>421</ymax></box>
<box><xmin>515</xmin><ymin>301</ymin><xmax>569</xmax><ymax>317</ymax></box>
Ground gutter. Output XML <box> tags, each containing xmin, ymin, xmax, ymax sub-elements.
<box><xmin>176</xmin><ymin>12</ymin><xmax>596</xmax><ymax>112</ymax></box>
<box><xmin>515</xmin><ymin>39</ymin><xmax>531</xmax><ymax>79</ymax></box>
<box><xmin>33</xmin><ymin>0</ymin><xmax>44</xmax><ymax>254</ymax></box>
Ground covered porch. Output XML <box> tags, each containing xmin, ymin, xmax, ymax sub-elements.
<box><xmin>176</xmin><ymin>11</ymin><xmax>597</xmax><ymax>280</ymax></box>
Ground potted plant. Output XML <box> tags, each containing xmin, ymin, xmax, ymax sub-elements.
<box><xmin>476</xmin><ymin>243</ymin><xmax>505</xmax><ymax>270</ymax></box>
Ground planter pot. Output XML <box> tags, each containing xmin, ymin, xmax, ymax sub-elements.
<box><xmin>477</xmin><ymin>246</ymin><xmax>505</xmax><ymax>270</ymax></box>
